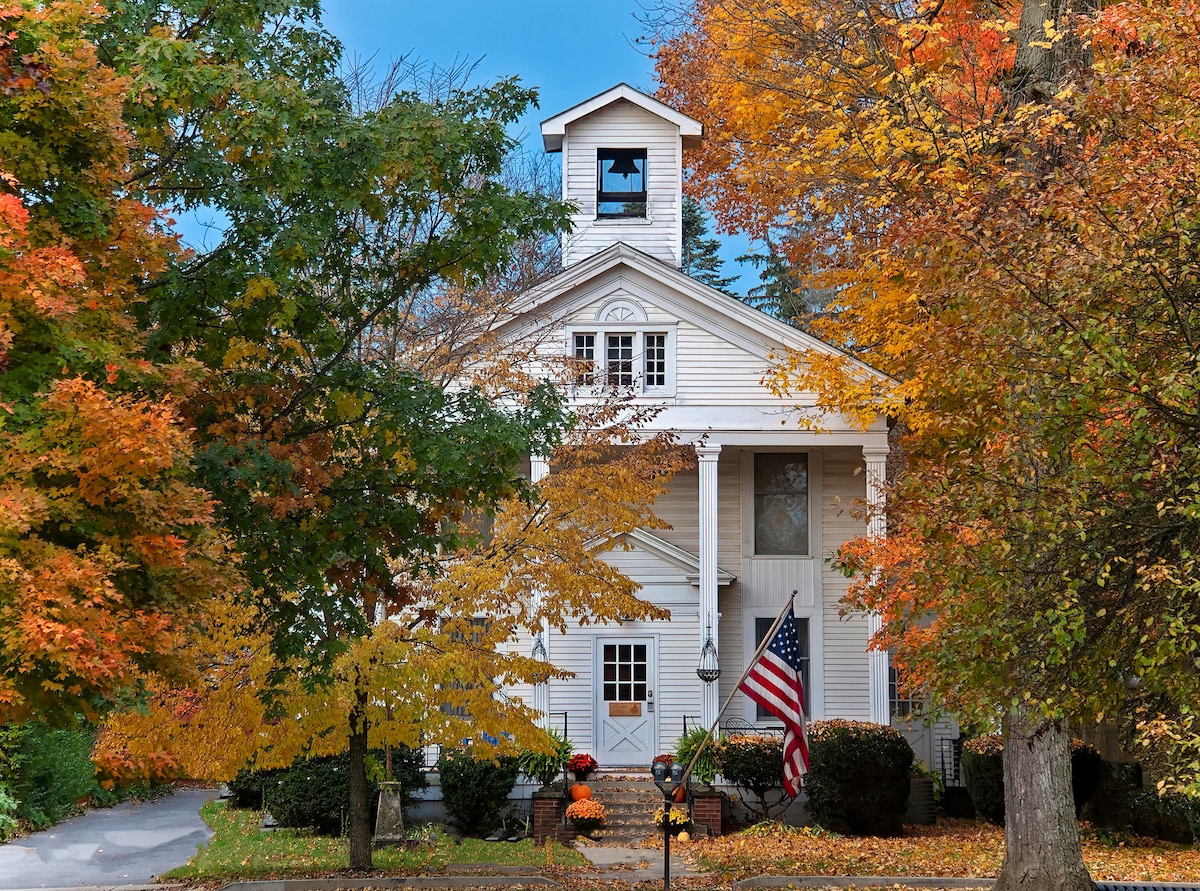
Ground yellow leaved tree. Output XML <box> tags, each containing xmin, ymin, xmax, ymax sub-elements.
<box><xmin>658</xmin><ymin>2</ymin><xmax>1200</xmax><ymax>890</ymax></box>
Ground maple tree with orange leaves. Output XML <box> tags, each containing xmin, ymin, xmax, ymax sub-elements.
<box><xmin>0</xmin><ymin>1</ymin><xmax>234</xmax><ymax>728</ymax></box>
<box><xmin>658</xmin><ymin>1</ymin><xmax>1200</xmax><ymax>889</ymax></box>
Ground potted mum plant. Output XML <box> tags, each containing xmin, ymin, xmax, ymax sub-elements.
<box><xmin>566</xmin><ymin>798</ymin><xmax>607</xmax><ymax>835</ymax></box>
<box><xmin>566</xmin><ymin>752</ymin><xmax>598</xmax><ymax>781</ymax></box>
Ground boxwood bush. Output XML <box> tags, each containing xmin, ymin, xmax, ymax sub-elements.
<box><xmin>266</xmin><ymin>753</ymin><xmax>372</xmax><ymax>835</ymax></box>
<box><xmin>438</xmin><ymin>748</ymin><xmax>519</xmax><ymax>835</ymax></box>
<box><xmin>228</xmin><ymin>746</ymin><xmax>425</xmax><ymax>835</ymax></box>
<box><xmin>227</xmin><ymin>765</ymin><xmax>281</xmax><ymax>810</ymax></box>
<box><xmin>805</xmin><ymin>719</ymin><xmax>913</xmax><ymax>837</ymax></box>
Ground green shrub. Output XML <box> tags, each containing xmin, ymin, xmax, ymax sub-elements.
<box><xmin>963</xmin><ymin>735</ymin><xmax>1106</xmax><ymax>826</ymax></box>
<box><xmin>517</xmin><ymin>729</ymin><xmax>572</xmax><ymax>788</ymax></box>
<box><xmin>10</xmin><ymin>724</ymin><xmax>99</xmax><ymax>830</ymax></box>
<box><xmin>675</xmin><ymin>727</ymin><xmax>722</xmax><ymax>785</ymax></box>
<box><xmin>227</xmin><ymin>765</ymin><xmax>282</xmax><ymax>810</ymax></box>
<box><xmin>0</xmin><ymin>786</ymin><xmax>18</xmax><ymax>841</ymax></box>
<box><xmin>438</xmin><ymin>748</ymin><xmax>519</xmax><ymax>835</ymax></box>
<box><xmin>805</xmin><ymin>719</ymin><xmax>913</xmax><ymax>837</ymax></box>
<box><xmin>714</xmin><ymin>734</ymin><xmax>786</xmax><ymax>820</ymax></box>
<box><xmin>962</xmin><ymin>735</ymin><xmax>1005</xmax><ymax>824</ymax></box>
<box><xmin>1130</xmin><ymin>790</ymin><xmax>1199</xmax><ymax>843</ymax></box>
<box><xmin>264</xmin><ymin>753</ymin><xmax>375</xmax><ymax>836</ymax></box>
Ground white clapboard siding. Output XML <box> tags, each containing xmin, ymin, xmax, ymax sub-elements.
<box><xmin>673</xmin><ymin>319</ymin><xmax>782</xmax><ymax>406</ymax></box>
<box><xmin>649</xmin><ymin>466</ymin><xmax>698</xmax><ymax>554</ymax></box>
<box><xmin>821</xmin><ymin>447</ymin><xmax>872</xmax><ymax>720</ymax></box>
<box><xmin>515</xmin><ymin>541</ymin><xmax>707</xmax><ymax>758</ymax></box>
<box><xmin>561</xmin><ymin>99</ymin><xmax>682</xmax><ymax>267</ymax></box>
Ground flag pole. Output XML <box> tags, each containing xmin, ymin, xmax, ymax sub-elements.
<box><xmin>678</xmin><ymin>591</ymin><xmax>797</xmax><ymax>789</ymax></box>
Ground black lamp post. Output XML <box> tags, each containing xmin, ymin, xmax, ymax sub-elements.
<box><xmin>651</xmin><ymin>759</ymin><xmax>687</xmax><ymax>891</ymax></box>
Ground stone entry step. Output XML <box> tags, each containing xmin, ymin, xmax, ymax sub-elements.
<box><xmin>570</xmin><ymin>775</ymin><xmax>690</xmax><ymax>845</ymax></box>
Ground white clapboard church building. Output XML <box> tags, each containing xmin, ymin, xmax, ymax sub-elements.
<box><xmin>497</xmin><ymin>84</ymin><xmax>953</xmax><ymax>775</ymax></box>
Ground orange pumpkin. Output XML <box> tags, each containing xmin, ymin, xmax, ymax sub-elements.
<box><xmin>570</xmin><ymin>783</ymin><xmax>593</xmax><ymax>801</ymax></box>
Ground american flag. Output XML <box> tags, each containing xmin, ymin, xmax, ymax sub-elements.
<box><xmin>738</xmin><ymin>605</ymin><xmax>810</xmax><ymax>797</ymax></box>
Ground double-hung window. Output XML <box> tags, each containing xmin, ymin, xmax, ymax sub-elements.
<box><xmin>606</xmin><ymin>334</ymin><xmax>634</xmax><ymax>387</ymax></box>
<box><xmin>569</xmin><ymin>328</ymin><xmax>673</xmax><ymax>395</ymax></box>
<box><xmin>644</xmin><ymin>333</ymin><xmax>667</xmax><ymax>388</ymax></box>
<box><xmin>573</xmin><ymin>333</ymin><xmax>596</xmax><ymax>385</ymax></box>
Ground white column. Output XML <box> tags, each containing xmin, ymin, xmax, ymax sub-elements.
<box><xmin>696</xmin><ymin>444</ymin><xmax>722</xmax><ymax>727</ymax></box>
<box><xmin>863</xmin><ymin>444</ymin><xmax>890</xmax><ymax>725</ymax></box>
<box><xmin>530</xmin><ymin>454</ymin><xmax>551</xmax><ymax>730</ymax></box>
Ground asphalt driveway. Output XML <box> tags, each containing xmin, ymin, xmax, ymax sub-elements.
<box><xmin>0</xmin><ymin>787</ymin><xmax>218</xmax><ymax>889</ymax></box>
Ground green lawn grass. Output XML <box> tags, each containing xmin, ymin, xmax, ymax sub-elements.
<box><xmin>162</xmin><ymin>800</ymin><xmax>586</xmax><ymax>881</ymax></box>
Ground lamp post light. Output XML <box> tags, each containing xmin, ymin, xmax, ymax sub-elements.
<box><xmin>651</xmin><ymin>759</ymin><xmax>687</xmax><ymax>891</ymax></box>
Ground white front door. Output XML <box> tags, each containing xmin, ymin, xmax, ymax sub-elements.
<box><xmin>594</xmin><ymin>637</ymin><xmax>658</xmax><ymax>767</ymax></box>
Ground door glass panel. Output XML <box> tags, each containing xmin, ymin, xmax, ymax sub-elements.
<box><xmin>602</xmin><ymin>640</ymin><xmax>651</xmax><ymax>702</ymax></box>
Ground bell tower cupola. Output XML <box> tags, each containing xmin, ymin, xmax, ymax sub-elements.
<box><xmin>541</xmin><ymin>84</ymin><xmax>702</xmax><ymax>269</ymax></box>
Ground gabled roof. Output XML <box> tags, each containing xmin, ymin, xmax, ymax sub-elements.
<box><xmin>498</xmin><ymin>240</ymin><xmax>888</xmax><ymax>382</ymax></box>
<box><xmin>541</xmin><ymin>83</ymin><xmax>703</xmax><ymax>152</ymax></box>
<box><xmin>620</xmin><ymin>529</ymin><xmax>736</xmax><ymax>587</ymax></box>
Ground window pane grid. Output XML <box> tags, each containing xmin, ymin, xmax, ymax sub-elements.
<box><xmin>574</xmin><ymin>333</ymin><xmax>595</xmax><ymax>385</ymax></box>
<box><xmin>607</xmin><ymin>334</ymin><xmax>634</xmax><ymax>387</ymax></box>
<box><xmin>602</xmin><ymin>641</ymin><xmax>649</xmax><ymax>702</ymax></box>
<box><xmin>644</xmin><ymin>333</ymin><xmax>666</xmax><ymax>387</ymax></box>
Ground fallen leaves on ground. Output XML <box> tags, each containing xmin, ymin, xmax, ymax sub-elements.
<box><xmin>691</xmin><ymin>819</ymin><xmax>1200</xmax><ymax>881</ymax></box>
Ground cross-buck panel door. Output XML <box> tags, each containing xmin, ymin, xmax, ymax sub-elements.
<box><xmin>593</xmin><ymin>637</ymin><xmax>658</xmax><ymax>767</ymax></box>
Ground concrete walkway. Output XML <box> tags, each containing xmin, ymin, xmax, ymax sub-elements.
<box><xmin>576</xmin><ymin>841</ymin><xmax>710</xmax><ymax>883</ymax></box>
<box><xmin>0</xmin><ymin>787</ymin><xmax>218</xmax><ymax>890</ymax></box>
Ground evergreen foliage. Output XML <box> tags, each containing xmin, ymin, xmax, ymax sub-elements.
<box><xmin>681</xmin><ymin>197</ymin><xmax>736</xmax><ymax>293</ymax></box>
<box><xmin>804</xmin><ymin>719</ymin><xmax>913</xmax><ymax>837</ymax></box>
<box><xmin>714</xmin><ymin>734</ymin><xmax>787</xmax><ymax>820</ymax></box>
<box><xmin>266</xmin><ymin>754</ymin><xmax>375</xmax><ymax>836</ymax></box>
<box><xmin>438</xmin><ymin>749</ymin><xmax>519</xmax><ymax>836</ymax></box>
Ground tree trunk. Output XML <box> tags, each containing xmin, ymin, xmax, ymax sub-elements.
<box><xmin>1010</xmin><ymin>0</ymin><xmax>1097</xmax><ymax>108</ymax></box>
<box><xmin>994</xmin><ymin>707</ymin><xmax>1094</xmax><ymax>891</ymax></box>
<box><xmin>347</xmin><ymin>701</ymin><xmax>373</xmax><ymax>870</ymax></box>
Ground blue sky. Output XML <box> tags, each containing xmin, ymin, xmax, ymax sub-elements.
<box><xmin>321</xmin><ymin>0</ymin><xmax>756</xmax><ymax>291</ymax></box>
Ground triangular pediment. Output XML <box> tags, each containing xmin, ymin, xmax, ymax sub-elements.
<box><xmin>541</xmin><ymin>84</ymin><xmax>702</xmax><ymax>152</ymax></box>
<box><xmin>604</xmin><ymin>529</ymin><xmax>735</xmax><ymax>588</ymax></box>
<box><xmin>498</xmin><ymin>241</ymin><xmax>885</xmax><ymax>379</ymax></box>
